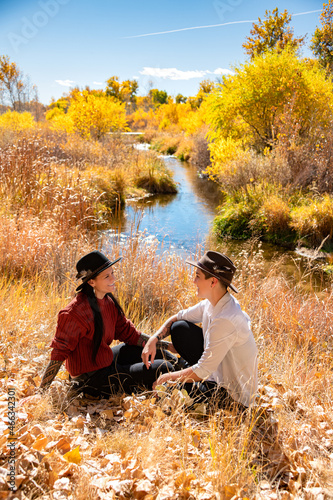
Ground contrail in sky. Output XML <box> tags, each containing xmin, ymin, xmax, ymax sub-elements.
<box><xmin>123</xmin><ymin>10</ymin><xmax>321</xmax><ymax>39</ymax></box>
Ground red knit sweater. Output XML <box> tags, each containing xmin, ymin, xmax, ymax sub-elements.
<box><xmin>50</xmin><ymin>293</ymin><xmax>141</xmax><ymax>377</ymax></box>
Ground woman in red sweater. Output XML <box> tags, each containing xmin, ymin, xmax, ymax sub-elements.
<box><xmin>39</xmin><ymin>251</ymin><xmax>175</xmax><ymax>398</ymax></box>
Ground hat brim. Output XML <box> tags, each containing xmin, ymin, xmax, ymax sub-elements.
<box><xmin>76</xmin><ymin>257</ymin><xmax>122</xmax><ymax>292</ymax></box>
<box><xmin>186</xmin><ymin>259</ymin><xmax>239</xmax><ymax>294</ymax></box>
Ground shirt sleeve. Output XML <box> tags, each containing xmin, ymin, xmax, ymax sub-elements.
<box><xmin>177</xmin><ymin>301</ymin><xmax>205</xmax><ymax>324</ymax></box>
<box><xmin>114</xmin><ymin>312</ymin><xmax>141</xmax><ymax>345</ymax></box>
<box><xmin>50</xmin><ymin>311</ymin><xmax>86</xmax><ymax>362</ymax></box>
<box><xmin>192</xmin><ymin>318</ymin><xmax>236</xmax><ymax>380</ymax></box>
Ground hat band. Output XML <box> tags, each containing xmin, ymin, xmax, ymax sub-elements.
<box><xmin>76</xmin><ymin>260</ymin><xmax>112</xmax><ymax>282</ymax></box>
<box><xmin>197</xmin><ymin>262</ymin><xmax>233</xmax><ymax>286</ymax></box>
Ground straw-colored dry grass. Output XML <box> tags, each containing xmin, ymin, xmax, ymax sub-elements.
<box><xmin>0</xmin><ymin>235</ymin><xmax>333</xmax><ymax>499</ymax></box>
<box><xmin>0</xmin><ymin>126</ymin><xmax>332</xmax><ymax>499</ymax></box>
<box><xmin>0</xmin><ymin>129</ymin><xmax>177</xmax><ymax>234</ymax></box>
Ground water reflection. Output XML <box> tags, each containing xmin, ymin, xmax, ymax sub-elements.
<box><xmin>108</xmin><ymin>156</ymin><xmax>223</xmax><ymax>254</ymax></box>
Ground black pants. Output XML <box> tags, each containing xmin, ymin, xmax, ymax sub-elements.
<box><xmin>71</xmin><ymin>344</ymin><xmax>176</xmax><ymax>399</ymax></box>
<box><xmin>171</xmin><ymin>320</ymin><xmax>247</xmax><ymax>412</ymax></box>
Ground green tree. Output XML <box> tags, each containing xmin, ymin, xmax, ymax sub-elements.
<box><xmin>175</xmin><ymin>93</ymin><xmax>187</xmax><ymax>104</ymax></box>
<box><xmin>120</xmin><ymin>79</ymin><xmax>138</xmax><ymax>103</ymax></box>
<box><xmin>149</xmin><ymin>88</ymin><xmax>168</xmax><ymax>106</ymax></box>
<box><xmin>311</xmin><ymin>1</ymin><xmax>333</xmax><ymax>72</ymax></box>
<box><xmin>105</xmin><ymin>76</ymin><xmax>121</xmax><ymax>100</ymax></box>
<box><xmin>206</xmin><ymin>49</ymin><xmax>333</xmax><ymax>150</ymax></box>
<box><xmin>243</xmin><ymin>8</ymin><xmax>305</xmax><ymax>59</ymax></box>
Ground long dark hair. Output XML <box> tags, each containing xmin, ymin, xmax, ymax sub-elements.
<box><xmin>81</xmin><ymin>283</ymin><xmax>124</xmax><ymax>364</ymax></box>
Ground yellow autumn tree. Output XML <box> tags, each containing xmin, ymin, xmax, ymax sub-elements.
<box><xmin>178</xmin><ymin>101</ymin><xmax>208</xmax><ymax>136</ymax></box>
<box><xmin>311</xmin><ymin>0</ymin><xmax>333</xmax><ymax>72</ymax></box>
<box><xmin>243</xmin><ymin>8</ymin><xmax>305</xmax><ymax>59</ymax></box>
<box><xmin>206</xmin><ymin>49</ymin><xmax>333</xmax><ymax>151</ymax></box>
<box><xmin>47</xmin><ymin>90</ymin><xmax>129</xmax><ymax>139</ymax></box>
<box><xmin>205</xmin><ymin>49</ymin><xmax>333</xmax><ymax>182</ymax></box>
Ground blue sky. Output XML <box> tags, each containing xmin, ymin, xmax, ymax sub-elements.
<box><xmin>0</xmin><ymin>0</ymin><xmax>324</xmax><ymax>105</ymax></box>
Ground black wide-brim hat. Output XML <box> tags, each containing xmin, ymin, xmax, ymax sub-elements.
<box><xmin>186</xmin><ymin>250</ymin><xmax>238</xmax><ymax>293</ymax></box>
<box><xmin>75</xmin><ymin>250</ymin><xmax>121</xmax><ymax>291</ymax></box>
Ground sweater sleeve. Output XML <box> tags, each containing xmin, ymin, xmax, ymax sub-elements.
<box><xmin>114</xmin><ymin>312</ymin><xmax>141</xmax><ymax>345</ymax></box>
<box><xmin>50</xmin><ymin>310</ymin><xmax>87</xmax><ymax>362</ymax></box>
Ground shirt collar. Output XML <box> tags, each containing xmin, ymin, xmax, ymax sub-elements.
<box><xmin>207</xmin><ymin>291</ymin><xmax>231</xmax><ymax>317</ymax></box>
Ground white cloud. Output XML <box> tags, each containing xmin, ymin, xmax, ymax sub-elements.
<box><xmin>140</xmin><ymin>67</ymin><xmax>234</xmax><ymax>81</ymax></box>
<box><xmin>93</xmin><ymin>81</ymin><xmax>103</xmax><ymax>85</ymax></box>
<box><xmin>211</xmin><ymin>68</ymin><xmax>234</xmax><ymax>76</ymax></box>
<box><xmin>55</xmin><ymin>79</ymin><xmax>75</xmax><ymax>87</ymax></box>
<box><xmin>140</xmin><ymin>67</ymin><xmax>207</xmax><ymax>80</ymax></box>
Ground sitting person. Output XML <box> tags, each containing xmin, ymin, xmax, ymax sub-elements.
<box><xmin>39</xmin><ymin>250</ymin><xmax>175</xmax><ymax>398</ymax></box>
<box><xmin>142</xmin><ymin>251</ymin><xmax>258</xmax><ymax>412</ymax></box>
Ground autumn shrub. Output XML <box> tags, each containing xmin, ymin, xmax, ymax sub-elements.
<box><xmin>273</xmin><ymin>119</ymin><xmax>333</xmax><ymax>192</ymax></box>
<box><xmin>206</xmin><ymin>137</ymin><xmax>293</xmax><ymax>191</ymax></box>
<box><xmin>155</xmin><ymin>101</ymin><xmax>180</xmax><ymax>130</ymax></box>
<box><xmin>214</xmin><ymin>198</ymin><xmax>255</xmax><ymax>240</ymax></box>
<box><xmin>259</xmin><ymin>195</ymin><xmax>293</xmax><ymax>243</ymax></box>
<box><xmin>151</xmin><ymin>133</ymin><xmax>182</xmax><ymax>156</ymax></box>
<box><xmin>290</xmin><ymin>194</ymin><xmax>333</xmax><ymax>247</ymax></box>
<box><xmin>214</xmin><ymin>183</ymin><xmax>276</xmax><ymax>240</ymax></box>
<box><xmin>134</xmin><ymin>154</ymin><xmax>177</xmax><ymax>194</ymax></box>
<box><xmin>139</xmin><ymin>128</ymin><xmax>160</xmax><ymax>144</ymax></box>
<box><xmin>174</xmin><ymin>136</ymin><xmax>194</xmax><ymax>161</ymax></box>
<box><xmin>127</xmin><ymin>108</ymin><xmax>158</xmax><ymax>130</ymax></box>
<box><xmin>190</xmin><ymin>128</ymin><xmax>211</xmax><ymax>171</ymax></box>
<box><xmin>0</xmin><ymin>110</ymin><xmax>35</xmax><ymax>132</ymax></box>
<box><xmin>214</xmin><ymin>183</ymin><xmax>303</xmax><ymax>245</ymax></box>
<box><xmin>178</xmin><ymin>101</ymin><xmax>207</xmax><ymax>136</ymax></box>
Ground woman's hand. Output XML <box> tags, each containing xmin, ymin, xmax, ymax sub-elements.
<box><xmin>153</xmin><ymin>367</ymin><xmax>201</xmax><ymax>390</ymax></box>
<box><xmin>141</xmin><ymin>337</ymin><xmax>158</xmax><ymax>369</ymax></box>
<box><xmin>153</xmin><ymin>372</ymin><xmax>175</xmax><ymax>390</ymax></box>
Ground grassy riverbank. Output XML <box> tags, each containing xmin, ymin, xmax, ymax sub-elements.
<box><xmin>0</xmin><ymin>128</ymin><xmax>176</xmax><ymax>224</ymax></box>
<box><xmin>0</xmin><ymin>126</ymin><xmax>332</xmax><ymax>499</ymax></box>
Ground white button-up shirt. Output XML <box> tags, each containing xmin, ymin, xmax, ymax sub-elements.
<box><xmin>177</xmin><ymin>292</ymin><xmax>258</xmax><ymax>407</ymax></box>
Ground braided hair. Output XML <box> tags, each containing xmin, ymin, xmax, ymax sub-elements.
<box><xmin>80</xmin><ymin>283</ymin><xmax>124</xmax><ymax>364</ymax></box>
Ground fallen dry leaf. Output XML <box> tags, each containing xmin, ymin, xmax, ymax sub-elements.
<box><xmin>63</xmin><ymin>445</ymin><xmax>81</xmax><ymax>464</ymax></box>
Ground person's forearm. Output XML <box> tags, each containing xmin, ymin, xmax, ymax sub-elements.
<box><xmin>137</xmin><ymin>332</ymin><xmax>171</xmax><ymax>350</ymax></box>
<box><xmin>40</xmin><ymin>360</ymin><xmax>63</xmax><ymax>390</ymax></box>
<box><xmin>154</xmin><ymin>367</ymin><xmax>202</xmax><ymax>388</ymax></box>
<box><xmin>151</xmin><ymin>315</ymin><xmax>178</xmax><ymax>342</ymax></box>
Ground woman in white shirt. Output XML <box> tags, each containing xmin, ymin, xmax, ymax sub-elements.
<box><xmin>142</xmin><ymin>251</ymin><xmax>258</xmax><ymax>410</ymax></box>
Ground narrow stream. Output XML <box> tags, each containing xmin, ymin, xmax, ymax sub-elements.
<box><xmin>103</xmin><ymin>153</ymin><xmax>330</xmax><ymax>292</ymax></box>
<box><xmin>105</xmin><ymin>155</ymin><xmax>223</xmax><ymax>256</ymax></box>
